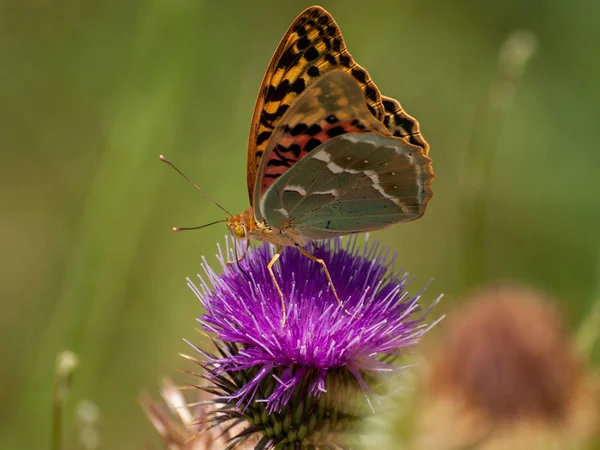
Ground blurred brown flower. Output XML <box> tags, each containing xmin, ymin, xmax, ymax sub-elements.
<box><xmin>414</xmin><ymin>284</ymin><xmax>599</xmax><ymax>450</ymax></box>
<box><xmin>142</xmin><ymin>378</ymin><xmax>256</xmax><ymax>450</ymax></box>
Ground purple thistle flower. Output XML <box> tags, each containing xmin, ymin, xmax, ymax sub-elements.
<box><xmin>187</xmin><ymin>236</ymin><xmax>439</xmax><ymax>448</ymax></box>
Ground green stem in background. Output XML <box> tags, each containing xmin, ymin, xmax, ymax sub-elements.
<box><xmin>51</xmin><ymin>390</ymin><xmax>61</xmax><ymax>450</ymax></box>
<box><xmin>460</xmin><ymin>30</ymin><xmax>538</xmax><ymax>291</ymax></box>
<box><xmin>576</xmin><ymin>298</ymin><xmax>600</xmax><ymax>361</ymax></box>
<box><xmin>576</xmin><ymin>250</ymin><xmax>600</xmax><ymax>360</ymax></box>
<box><xmin>52</xmin><ymin>351</ymin><xmax>78</xmax><ymax>450</ymax></box>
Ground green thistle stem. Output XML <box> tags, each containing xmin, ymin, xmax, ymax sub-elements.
<box><xmin>51</xmin><ymin>387</ymin><xmax>62</xmax><ymax>450</ymax></box>
<box><xmin>52</xmin><ymin>351</ymin><xmax>78</xmax><ymax>450</ymax></box>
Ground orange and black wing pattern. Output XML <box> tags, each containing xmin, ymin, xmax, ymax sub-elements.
<box><xmin>246</xmin><ymin>6</ymin><xmax>429</xmax><ymax>206</ymax></box>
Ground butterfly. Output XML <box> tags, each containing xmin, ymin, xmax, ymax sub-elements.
<box><xmin>224</xmin><ymin>5</ymin><xmax>433</xmax><ymax>324</ymax></box>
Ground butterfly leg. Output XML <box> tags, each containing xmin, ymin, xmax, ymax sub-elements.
<box><xmin>294</xmin><ymin>244</ymin><xmax>354</xmax><ymax>317</ymax></box>
<box><xmin>226</xmin><ymin>240</ymin><xmax>250</xmax><ymax>266</ymax></box>
<box><xmin>267</xmin><ymin>246</ymin><xmax>287</xmax><ymax>326</ymax></box>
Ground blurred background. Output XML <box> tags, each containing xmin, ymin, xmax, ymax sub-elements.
<box><xmin>2</xmin><ymin>0</ymin><xmax>599</xmax><ymax>448</ymax></box>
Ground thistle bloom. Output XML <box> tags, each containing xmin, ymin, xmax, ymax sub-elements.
<box><xmin>415</xmin><ymin>284</ymin><xmax>599</xmax><ymax>450</ymax></box>
<box><xmin>186</xmin><ymin>236</ymin><xmax>439</xmax><ymax>448</ymax></box>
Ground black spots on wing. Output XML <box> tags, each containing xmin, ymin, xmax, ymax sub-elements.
<box><xmin>338</xmin><ymin>54</ymin><xmax>351</xmax><ymax>67</ymax></box>
<box><xmin>324</xmin><ymin>25</ymin><xmax>337</xmax><ymax>38</ymax></box>
<box><xmin>332</xmin><ymin>37</ymin><xmax>342</xmax><ymax>52</ymax></box>
<box><xmin>307</xmin><ymin>66</ymin><xmax>320</xmax><ymax>78</ymax></box>
<box><xmin>409</xmin><ymin>135</ymin><xmax>422</xmax><ymax>146</ymax></box>
<box><xmin>269</xmin><ymin>142</ymin><xmax>301</xmax><ymax>161</ymax></box>
<box><xmin>383</xmin><ymin>98</ymin><xmax>398</xmax><ymax>113</ymax></box>
<box><xmin>266</xmin><ymin>80</ymin><xmax>290</xmax><ymax>103</ymax></box>
<box><xmin>297</xmin><ymin>36</ymin><xmax>311</xmax><ymax>51</ymax></box>
<box><xmin>288</xmin><ymin>143</ymin><xmax>301</xmax><ymax>158</ymax></box>
<box><xmin>308</xmin><ymin>8</ymin><xmax>321</xmax><ymax>19</ymax></box>
<box><xmin>324</xmin><ymin>54</ymin><xmax>337</xmax><ymax>66</ymax></box>
<box><xmin>325</xmin><ymin>114</ymin><xmax>339</xmax><ymax>124</ymax></box>
<box><xmin>293</xmin><ymin>24</ymin><xmax>307</xmax><ymax>36</ymax></box>
<box><xmin>275</xmin><ymin>144</ymin><xmax>291</xmax><ymax>155</ymax></box>
<box><xmin>269</xmin><ymin>145</ymin><xmax>295</xmax><ymax>167</ymax></box>
<box><xmin>260</xmin><ymin>104</ymin><xmax>289</xmax><ymax>127</ymax></box>
<box><xmin>291</xmin><ymin>78</ymin><xmax>305</xmax><ymax>94</ymax></box>
<box><xmin>304</xmin><ymin>19</ymin><xmax>316</xmax><ymax>30</ymax></box>
<box><xmin>317</xmin><ymin>14</ymin><xmax>329</xmax><ymax>25</ymax></box>
<box><xmin>351</xmin><ymin>68</ymin><xmax>367</xmax><ymax>84</ymax></box>
<box><xmin>304</xmin><ymin>46</ymin><xmax>320</xmax><ymax>62</ymax></box>
<box><xmin>396</xmin><ymin>115</ymin><xmax>416</xmax><ymax>134</ymax></box>
<box><xmin>257</xmin><ymin>131</ymin><xmax>272</xmax><ymax>145</ymax></box>
<box><xmin>264</xmin><ymin>78</ymin><xmax>304</xmax><ymax>105</ymax></box>
<box><xmin>276</xmin><ymin>104</ymin><xmax>290</xmax><ymax>117</ymax></box>
<box><xmin>305</xmin><ymin>124</ymin><xmax>323</xmax><ymax>136</ymax></box>
<box><xmin>326</xmin><ymin>126</ymin><xmax>345</xmax><ymax>138</ymax></box>
<box><xmin>267</xmin><ymin>158</ymin><xmax>292</xmax><ymax>168</ymax></box>
<box><xmin>365</xmin><ymin>85</ymin><xmax>378</xmax><ymax>102</ymax></box>
<box><xmin>255</xmin><ymin>150</ymin><xmax>263</xmax><ymax>159</ymax></box>
<box><xmin>383</xmin><ymin>98</ymin><xmax>421</xmax><ymax>137</ymax></box>
<box><xmin>367</xmin><ymin>104</ymin><xmax>378</xmax><ymax>117</ymax></box>
<box><xmin>278</xmin><ymin>46</ymin><xmax>298</xmax><ymax>70</ymax></box>
<box><xmin>290</xmin><ymin>123</ymin><xmax>308</xmax><ymax>136</ymax></box>
<box><xmin>381</xmin><ymin>99</ymin><xmax>423</xmax><ymax>142</ymax></box>
<box><xmin>305</xmin><ymin>138</ymin><xmax>321</xmax><ymax>152</ymax></box>
<box><xmin>351</xmin><ymin>119</ymin><xmax>366</xmax><ymax>131</ymax></box>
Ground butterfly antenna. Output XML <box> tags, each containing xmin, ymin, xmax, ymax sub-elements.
<box><xmin>172</xmin><ymin>220</ymin><xmax>227</xmax><ymax>232</ymax></box>
<box><xmin>159</xmin><ymin>155</ymin><xmax>232</xmax><ymax>217</ymax></box>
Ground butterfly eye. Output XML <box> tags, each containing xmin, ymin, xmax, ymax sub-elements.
<box><xmin>233</xmin><ymin>224</ymin><xmax>247</xmax><ymax>239</ymax></box>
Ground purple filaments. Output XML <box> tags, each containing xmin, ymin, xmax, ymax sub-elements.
<box><xmin>187</xmin><ymin>236</ymin><xmax>440</xmax><ymax>413</ymax></box>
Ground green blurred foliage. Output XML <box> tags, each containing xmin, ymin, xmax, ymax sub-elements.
<box><xmin>1</xmin><ymin>0</ymin><xmax>599</xmax><ymax>448</ymax></box>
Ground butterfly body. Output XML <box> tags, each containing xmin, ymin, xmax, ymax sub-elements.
<box><xmin>227</xmin><ymin>207</ymin><xmax>311</xmax><ymax>248</ymax></box>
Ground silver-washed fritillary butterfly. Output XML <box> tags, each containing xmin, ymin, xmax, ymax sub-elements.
<box><xmin>226</xmin><ymin>6</ymin><xmax>434</xmax><ymax>324</ymax></box>
<box><xmin>168</xmin><ymin>6</ymin><xmax>434</xmax><ymax>325</ymax></box>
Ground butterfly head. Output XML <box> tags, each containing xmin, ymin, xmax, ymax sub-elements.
<box><xmin>230</xmin><ymin>221</ymin><xmax>248</xmax><ymax>240</ymax></box>
<box><xmin>226</xmin><ymin>208</ymin><xmax>256</xmax><ymax>242</ymax></box>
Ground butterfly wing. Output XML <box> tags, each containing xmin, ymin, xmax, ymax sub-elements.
<box><xmin>263</xmin><ymin>133</ymin><xmax>432</xmax><ymax>239</ymax></box>
<box><xmin>246</xmin><ymin>6</ymin><xmax>428</xmax><ymax>206</ymax></box>
<box><xmin>253</xmin><ymin>69</ymin><xmax>390</xmax><ymax>222</ymax></box>
<box><xmin>258</xmin><ymin>70</ymin><xmax>433</xmax><ymax>237</ymax></box>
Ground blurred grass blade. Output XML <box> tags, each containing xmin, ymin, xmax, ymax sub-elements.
<box><xmin>576</xmin><ymin>250</ymin><xmax>600</xmax><ymax>359</ymax></box>
<box><xmin>460</xmin><ymin>30</ymin><xmax>538</xmax><ymax>290</ymax></box>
